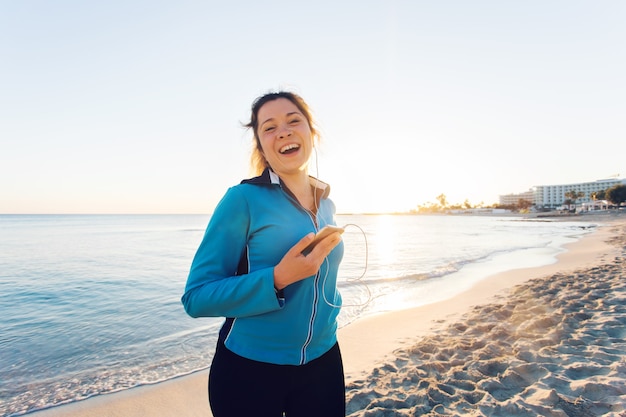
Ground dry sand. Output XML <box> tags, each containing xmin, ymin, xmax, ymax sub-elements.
<box><xmin>28</xmin><ymin>214</ymin><xmax>626</xmax><ymax>417</ymax></box>
<box><xmin>343</xmin><ymin>216</ymin><xmax>626</xmax><ymax>416</ymax></box>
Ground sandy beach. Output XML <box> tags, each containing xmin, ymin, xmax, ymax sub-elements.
<box><xmin>343</xmin><ymin>215</ymin><xmax>626</xmax><ymax>416</ymax></box>
<box><xmin>27</xmin><ymin>214</ymin><xmax>625</xmax><ymax>417</ymax></box>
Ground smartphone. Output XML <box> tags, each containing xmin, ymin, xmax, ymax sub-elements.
<box><xmin>302</xmin><ymin>225</ymin><xmax>344</xmax><ymax>255</ymax></box>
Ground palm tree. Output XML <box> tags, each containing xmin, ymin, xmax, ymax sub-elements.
<box><xmin>564</xmin><ymin>191</ymin><xmax>585</xmax><ymax>211</ymax></box>
<box><xmin>436</xmin><ymin>194</ymin><xmax>448</xmax><ymax>209</ymax></box>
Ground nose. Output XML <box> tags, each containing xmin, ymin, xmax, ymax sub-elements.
<box><xmin>277</xmin><ymin>125</ymin><xmax>292</xmax><ymax>138</ymax></box>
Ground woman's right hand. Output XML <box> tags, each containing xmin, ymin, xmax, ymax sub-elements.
<box><xmin>273</xmin><ymin>231</ymin><xmax>342</xmax><ymax>290</ymax></box>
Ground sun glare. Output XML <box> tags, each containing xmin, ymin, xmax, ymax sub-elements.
<box><xmin>372</xmin><ymin>215</ymin><xmax>397</xmax><ymax>269</ymax></box>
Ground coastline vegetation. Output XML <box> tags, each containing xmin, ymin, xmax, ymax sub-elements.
<box><xmin>410</xmin><ymin>184</ymin><xmax>626</xmax><ymax>215</ymax></box>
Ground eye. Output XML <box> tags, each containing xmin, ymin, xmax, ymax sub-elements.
<box><xmin>289</xmin><ymin>118</ymin><xmax>301</xmax><ymax>125</ymax></box>
<box><xmin>264</xmin><ymin>126</ymin><xmax>276</xmax><ymax>132</ymax></box>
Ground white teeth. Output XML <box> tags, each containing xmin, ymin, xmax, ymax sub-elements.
<box><xmin>280</xmin><ymin>144</ymin><xmax>300</xmax><ymax>154</ymax></box>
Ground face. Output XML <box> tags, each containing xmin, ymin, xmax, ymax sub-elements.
<box><xmin>256</xmin><ymin>98</ymin><xmax>314</xmax><ymax>178</ymax></box>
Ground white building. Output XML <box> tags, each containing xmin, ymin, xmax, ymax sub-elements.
<box><xmin>581</xmin><ymin>200</ymin><xmax>610</xmax><ymax>211</ymax></box>
<box><xmin>499</xmin><ymin>189</ymin><xmax>535</xmax><ymax>206</ymax></box>
<box><xmin>533</xmin><ymin>178</ymin><xmax>626</xmax><ymax>210</ymax></box>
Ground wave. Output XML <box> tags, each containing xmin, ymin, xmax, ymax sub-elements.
<box><xmin>338</xmin><ymin>244</ymin><xmax>545</xmax><ymax>290</ymax></box>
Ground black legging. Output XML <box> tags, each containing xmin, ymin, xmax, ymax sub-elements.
<box><xmin>208</xmin><ymin>342</ymin><xmax>345</xmax><ymax>417</ymax></box>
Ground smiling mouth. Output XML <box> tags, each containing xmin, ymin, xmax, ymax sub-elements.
<box><xmin>280</xmin><ymin>144</ymin><xmax>300</xmax><ymax>154</ymax></box>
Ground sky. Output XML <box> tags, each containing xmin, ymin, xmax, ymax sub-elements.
<box><xmin>1</xmin><ymin>1</ymin><xmax>625</xmax><ymax>214</ymax></box>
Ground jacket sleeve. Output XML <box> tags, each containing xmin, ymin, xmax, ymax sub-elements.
<box><xmin>181</xmin><ymin>187</ymin><xmax>282</xmax><ymax>318</ymax></box>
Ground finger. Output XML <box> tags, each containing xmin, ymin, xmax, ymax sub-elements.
<box><xmin>309</xmin><ymin>232</ymin><xmax>342</xmax><ymax>257</ymax></box>
<box><xmin>291</xmin><ymin>232</ymin><xmax>315</xmax><ymax>255</ymax></box>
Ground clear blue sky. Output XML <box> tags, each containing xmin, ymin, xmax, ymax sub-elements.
<box><xmin>1</xmin><ymin>1</ymin><xmax>625</xmax><ymax>214</ymax></box>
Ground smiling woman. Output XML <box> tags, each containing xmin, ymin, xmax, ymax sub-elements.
<box><xmin>256</xmin><ymin>99</ymin><xmax>314</xmax><ymax>186</ymax></box>
<box><xmin>245</xmin><ymin>91</ymin><xmax>320</xmax><ymax>176</ymax></box>
<box><xmin>181</xmin><ymin>91</ymin><xmax>347</xmax><ymax>417</ymax></box>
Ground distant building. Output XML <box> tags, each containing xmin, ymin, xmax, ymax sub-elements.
<box><xmin>534</xmin><ymin>177</ymin><xmax>626</xmax><ymax>210</ymax></box>
<box><xmin>499</xmin><ymin>189</ymin><xmax>535</xmax><ymax>206</ymax></box>
<box><xmin>581</xmin><ymin>200</ymin><xmax>610</xmax><ymax>211</ymax></box>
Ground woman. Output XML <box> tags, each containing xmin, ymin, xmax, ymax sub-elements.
<box><xmin>181</xmin><ymin>91</ymin><xmax>345</xmax><ymax>416</ymax></box>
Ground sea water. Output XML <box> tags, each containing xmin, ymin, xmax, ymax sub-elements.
<box><xmin>0</xmin><ymin>214</ymin><xmax>597</xmax><ymax>416</ymax></box>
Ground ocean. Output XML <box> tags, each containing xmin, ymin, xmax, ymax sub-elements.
<box><xmin>0</xmin><ymin>214</ymin><xmax>598</xmax><ymax>416</ymax></box>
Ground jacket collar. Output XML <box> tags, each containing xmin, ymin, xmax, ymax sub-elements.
<box><xmin>241</xmin><ymin>168</ymin><xmax>331</xmax><ymax>200</ymax></box>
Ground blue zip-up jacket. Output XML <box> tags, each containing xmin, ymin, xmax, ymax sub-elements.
<box><xmin>181</xmin><ymin>169</ymin><xmax>343</xmax><ymax>365</ymax></box>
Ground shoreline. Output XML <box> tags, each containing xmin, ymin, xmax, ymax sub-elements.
<box><xmin>344</xmin><ymin>217</ymin><xmax>626</xmax><ymax>416</ymax></box>
<box><xmin>339</xmin><ymin>216</ymin><xmax>621</xmax><ymax>383</ymax></box>
<box><xmin>25</xmin><ymin>215</ymin><xmax>623</xmax><ymax>417</ymax></box>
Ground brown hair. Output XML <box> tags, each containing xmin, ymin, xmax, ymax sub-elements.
<box><xmin>245</xmin><ymin>91</ymin><xmax>319</xmax><ymax>175</ymax></box>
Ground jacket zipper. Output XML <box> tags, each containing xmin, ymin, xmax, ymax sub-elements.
<box><xmin>279</xmin><ymin>185</ymin><xmax>321</xmax><ymax>365</ymax></box>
